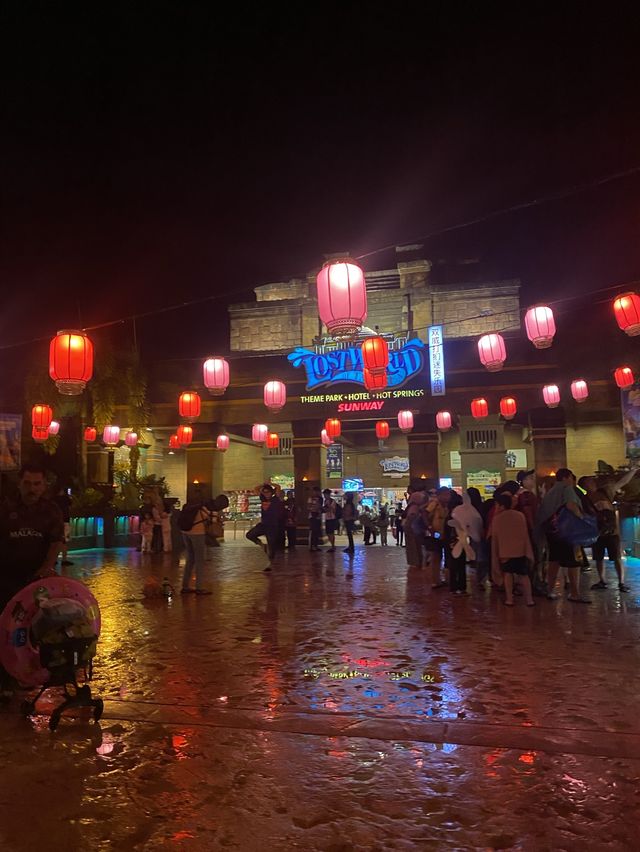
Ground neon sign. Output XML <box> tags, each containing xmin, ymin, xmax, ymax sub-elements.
<box><xmin>288</xmin><ymin>335</ymin><xmax>426</xmax><ymax>391</ymax></box>
<box><xmin>428</xmin><ymin>325</ymin><xmax>445</xmax><ymax>396</ymax></box>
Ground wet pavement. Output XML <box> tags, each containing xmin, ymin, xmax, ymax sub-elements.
<box><xmin>1</xmin><ymin>536</ymin><xmax>640</xmax><ymax>851</ymax></box>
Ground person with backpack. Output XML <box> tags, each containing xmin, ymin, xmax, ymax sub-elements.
<box><xmin>322</xmin><ymin>489</ymin><xmax>339</xmax><ymax>552</ymax></box>
<box><xmin>178</xmin><ymin>496</ymin><xmax>212</xmax><ymax>594</ymax></box>
<box><xmin>246</xmin><ymin>484</ymin><xmax>281</xmax><ymax>570</ymax></box>
<box><xmin>579</xmin><ymin>470</ymin><xmax>637</xmax><ymax>593</ymax></box>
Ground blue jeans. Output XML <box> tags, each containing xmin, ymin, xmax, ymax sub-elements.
<box><xmin>182</xmin><ymin>534</ymin><xmax>206</xmax><ymax>589</ymax></box>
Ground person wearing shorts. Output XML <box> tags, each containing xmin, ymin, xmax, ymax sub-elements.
<box><xmin>322</xmin><ymin>489</ymin><xmax>338</xmax><ymax>553</ymax></box>
<box><xmin>491</xmin><ymin>493</ymin><xmax>535</xmax><ymax>606</ymax></box>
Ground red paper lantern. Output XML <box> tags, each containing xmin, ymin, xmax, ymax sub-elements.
<box><xmin>203</xmin><ymin>356</ymin><xmax>230</xmax><ymax>395</ymax></box>
<box><xmin>325</xmin><ymin>418</ymin><xmax>341</xmax><ymax>439</ymax></box>
<box><xmin>177</xmin><ymin>425</ymin><xmax>193</xmax><ymax>445</ymax></box>
<box><xmin>266</xmin><ymin>432</ymin><xmax>279</xmax><ymax>449</ymax></box>
<box><xmin>103</xmin><ymin>425</ymin><xmax>120</xmax><ymax>446</ymax></box>
<box><xmin>542</xmin><ymin>384</ymin><xmax>561</xmax><ymax>408</ymax></box>
<box><xmin>179</xmin><ymin>391</ymin><xmax>201</xmax><ymax>420</ymax></box>
<box><xmin>613</xmin><ymin>292</ymin><xmax>640</xmax><ymax>337</ymax></box>
<box><xmin>216</xmin><ymin>434</ymin><xmax>230</xmax><ymax>452</ymax></box>
<box><xmin>264</xmin><ymin>380</ymin><xmax>287</xmax><ymax>412</ymax></box>
<box><xmin>614</xmin><ymin>366</ymin><xmax>634</xmax><ymax>389</ymax></box>
<box><xmin>125</xmin><ymin>431</ymin><xmax>138</xmax><ymax>447</ymax></box>
<box><xmin>49</xmin><ymin>329</ymin><xmax>94</xmax><ymax>395</ymax></box>
<box><xmin>316</xmin><ymin>258</ymin><xmax>367</xmax><ymax>337</ymax></box>
<box><xmin>375</xmin><ymin>421</ymin><xmax>390</xmax><ymax>440</ymax></box>
<box><xmin>499</xmin><ymin>397</ymin><xmax>517</xmax><ymax>420</ymax></box>
<box><xmin>169</xmin><ymin>434</ymin><xmax>180</xmax><ymax>449</ymax></box>
<box><xmin>363</xmin><ymin>368</ymin><xmax>387</xmax><ymax>390</ymax></box>
<box><xmin>32</xmin><ymin>426</ymin><xmax>49</xmax><ymax>443</ymax></box>
<box><xmin>361</xmin><ymin>336</ymin><xmax>389</xmax><ymax>375</ymax></box>
<box><xmin>471</xmin><ymin>398</ymin><xmax>489</xmax><ymax>419</ymax></box>
<box><xmin>571</xmin><ymin>379</ymin><xmax>589</xmax><ymax>403</ymax></box>
<box><xmin>436</xmin><ymin>410</ymin><xmax>452</xmax><ymax>431</ymax></box>
<box><xmin>321</xmin><ymin>428</ymin><xmax>333</xmax><ymax>446</ymax></box>
<box><xmin>84</xmin><ymin>427</ymin><xmax>97</xmax><ymax>442</ymax></box>
<box><xmin>478</xmin><ymin>333</ymin><xmax>507</xmax><ymax>372</ymax></box>
<box><xmin>397</xmin><ymin>410</ymin><xmax>414</xmax><ymax>433</ymax></box>
<box><xmin>48</xmin><ymin>420</ymin><xmax>60</xmax><ymax>436</ymax></box>
<box><xmin>32</xmin><ymin>404</ymin><xmax>53</xmax><ymax>429</ymax></box>
<box><xmin>252</xmin><ymin>424</ymin><xmax>268</xmax><ymax>443</ymax></box>
<box><xmin>524</xmin><ymin>305</ymin><xmax>556</xmax><ymax>349</ymax></box>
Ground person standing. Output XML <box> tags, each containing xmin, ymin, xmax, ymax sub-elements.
<box><xmin>442</xmin><ymin>489</ymin><xmax>468</xmax><ymax>594</ymax></box>
<box><xmin>322</xmin><ymin>489</ymin><xmax>338</xmax><ymax>552</ymax></box>
<box><xmin>491</xmin><ymin>492</ymin><xmax>535</xmax><ymax>606</ymax></box>
<box><xmin>246</xmin><ymin>484</ymin><xmax>282</xmax><ymax>570</ymax></box>
<box><xmin>394</xmin><ymin>502</ymin><xmax>405</xmax><ymax>546</ymax></box>
<box><xmin>403</xmin><ymin>484</ymin><xmax>427</xmax><ymax>569</ymax></box>
<box><xmin>283</xmin><ymin>491</ymin><xmax>298</xmax><ymax>550</ymax></box>
<box><xmin>423</xmin><ymin>488</ymin><xmax>447</xmax><ymax>588</ymax></box>
<box><xmin>141</xmin><ymin>512</ymin><xmax>154</xmax><ymax>553</ymax></box>
<box><xmin>180</xmin><ymin>496</ymin><xmax>212</xmax><ymax>593</ymax></box>
<box><xmin>342</xmin><ymin>493</ymin><xmax>357</xmax><ymax>554</ymax></box>
<box><xmin>378</xmin><ymin>503</ymin><xmax>389</xmax><ymax>546</ymax></box>
<box><xmin>362</xmin><ymin>506</ymin><xmax>377</xmax><ymax>545</ymax></box>
<box><xmin>307</xmin><ymin>486</ymin><xmax>323</xmax><ymax>551</ymax></box>
<box><xmin>160</xmin><ymin>507</ymin><xmax>173</xmax><ymax>553</ymax></box>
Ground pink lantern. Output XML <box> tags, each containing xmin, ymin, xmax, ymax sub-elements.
<box><xmin>436</xmin><ymin>410</ymin><xmax>452</xmax><ymax>431</ymax></box>
<box><xmin>478</xmin><ymin>333</ymin><xmax>507</xmax><ymax>372</ymax></box>
<box><xmin>316</xmin><ymin>258</ymin><xmax>367</xmax><ymax>336</ymax></box>
<box><xmin>103</xmin><ymin>425</ymin><xmax>120</xmax><ymax>446</ymax></box>
<box><xmin>47</xmin><ymin>420</ymin><xmax>60</xmax><ymax>436</ymax></box>
<box><xmin>524</xmin><ymin>305</ymin><xmax>556</xmax><ymax>349</ymax></box>
<box><xmin>321</xmin><ymin>428</ymin><xmax>333</xmax><ymax>446</ymax></box>
<box><xmin>203</xmin><ymin>356</ymin><xmax>230</xmax><ymax>395</ymax></box>
<box><xmin>252</xmin><ymin>424</ymin><xmax>268</xmax><ymax>443</ymax></box>
<box><xmin>264</xmin><ymin>380</ymin><xmax>286</xmax><ymax>412</ymax></box>
<box><xmin>571</xmin><ymin>379</ymin><xmax>589</xmax><ymax>403</ymax></box>
<box><xmin>397</xmin><ymin>410</ymin><xmax>414</xmax><ymax>433</ymax></box>
<box><xmin>125</xmin><ymin>431</ymin><xmax>138</xmax><ymax>447</ymax></box>
<box><xmin>216</xmin><ymin>434</ymin><xmax>230</xmax><ymax>452</ymax></box>
<box><xmin>542</xmin><ymin>384</ymin><xmax>561</xmax><ymax>408</ymax></box>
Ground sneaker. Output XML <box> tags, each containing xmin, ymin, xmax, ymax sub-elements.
<box><xmin>590</xmin><ymin>580</ymin><xmax>608</xmax><ymax>590</ymax></box>
<box><xmin>619</xmin><ymin>583</ymin><xmax>631</xmax><ymax>593</ymax></box>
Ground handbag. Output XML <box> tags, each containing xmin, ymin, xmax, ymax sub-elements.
<box><xmin>555</xmin><ymin>507</ymin><xmax>598</xmax><ymax>546</ymax></box>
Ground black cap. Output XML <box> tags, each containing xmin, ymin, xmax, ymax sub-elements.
<box><xmin>516</xmin><ymin>469</ymin><xmax>535</xmax><ymax>484</ymax></box>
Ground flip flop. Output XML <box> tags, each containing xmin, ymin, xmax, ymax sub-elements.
<box><xmin>567</xmin><ymin>596</ymin><xmax>591</xmax><ymax>604</ymax></box>
<box><xmin>503</xmin><ymin>600</ymin><xmax>515</xmax><ymax>606</ymax></box>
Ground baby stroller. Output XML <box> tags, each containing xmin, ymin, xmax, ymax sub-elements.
<box><xmin>0</xmin><ymin>577</ymin><xmax>103</xmax><ymax>731</ymax></box>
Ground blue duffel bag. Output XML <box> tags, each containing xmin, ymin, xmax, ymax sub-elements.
<box><xmin>555</xmin><ymin>507</ymin><xmax>599</xmax><ymax>546</ymax></box>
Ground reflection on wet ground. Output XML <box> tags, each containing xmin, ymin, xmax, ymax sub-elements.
<box><xmin>1</xmin><ymin>540</ymin><xmax>640</xmax><ymax>850</ymax></box>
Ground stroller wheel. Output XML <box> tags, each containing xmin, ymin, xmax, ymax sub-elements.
<box><xmin>93</xmin><ymin>699</ymin><xmax>104</xmax><ymax>723</ymax></box>
<box><xmin>20</xmin><ymin>700</ymin><xmax>34</xmax><ymax>717</ymax></box>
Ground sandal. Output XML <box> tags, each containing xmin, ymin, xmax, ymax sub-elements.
<box><xmin>567</xmin><ymin>596</ymin><xmax>591</xmax><ymax>604</ymax></box>
<box><xmin>503</xmin><ymin>600</ymin><xmax>515</xmax><ymax>606</ymax></box>
<box><xmin>590</xmin><ymin>580</ymin><xmax>607</xmax><ymax>590</ymax></box>
<box><xmin>619</xmin><ymin>583</ymin><xmax>630</xmax><ymax>593</ymax></box>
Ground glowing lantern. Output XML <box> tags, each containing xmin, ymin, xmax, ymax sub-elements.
<box><xmin>316</xmin><ymin>258</ymin><xmax>367</xmax><ymax>337</ymax></box>
<box><xmin>375</xmin><ymin>421</ymin><xmax>390</xmax><ymax>440</ymax></box>
<box><xmin>216</xmin><ymin>434</ymin><xmax>230</xmax><ymax>452</ymax></box>
<box><xmin>613</xmin><ymin>292</ymin><xmax>640</xmax><ymax>337</ymax></box>
<box><xmin>266</xmin><ymin>432</ymin><xmax>279</xmax><ymax>449</ymax></box>
<box><xmin>49</xmin><ymin>330</ymin><xmax>93</xmax><ymax>395</ymax></box>
<box><xmin>203</xmin><ymin>356</ymin><xmax>230</xmax><ymax>395</ymax></box>
<box><xmin>48</xmin><ymin>420</ymin><xmax>60</xmax><ymax>436</ymax></box>
<box><xmin>32</xmin><ymin>426</ymin><xmax>49</xmax><ymax>443</ymax></box>
<box><xmin>177</xmin><ymin>425</ymin><xmax>193</xmax><ymax>445</ymax></box>
<box><xmin>361</xmin><ymin>335</ymin><xmax>389</xmax><ymax>376</ymax></box>
<box><xmin>397</xmin><ymin>410</ymin><xmax>414</xmax><ymax>433</ymax></box>
<box><xmin>169</xmin><ymin>434</ymin><xmax>180</xmax><ymax>450</ymax></box>
<box><xmin>524</xmin><ymin>305</ymin><xmax>556</xmax><ymax>349</ymax></box>
<box><xmin>251</xmin><ymin>424</ymin><xmax>268</xmax><ymax>443</ymax></box>
<box><xmin>84</xmin><ymin>427</ymin><xmax>97</xmax><ymax>442</ymax></box>
<box><xmin>321</xmin><ymin>428</ymin><xmax>333</xmax><ymax>446</ymax></box>
<box><xmin>103</xmin><ymin>425</ymin><xmax>120</xmax><ymax>446</ymax></box>
<box><xmin>325</xmin><ymin>418</ymin><xmax>341</xmax><ymax>439</ymax></box>
<box><xmin>264</xmin><ymin>380</ymin><xmax>286</xmax><ymax>412</ymax></box>
<box><xmin>471</xmin><ymin>398</ymin><xmax>489</xmax><ymax>419</ymax></box>
<box><xmin>614</xmin><ymin>366</ymin><xmax>634</xmax><ymax>389</ymax></box>
<box><xmin>478</xmin><ymin>333</ymin><xmax>507</xmax><ymax>372</ymax></box>
<box><xmin>571</xmin><ymin>379</ymin><xmax>589</xmax><ymax>403</ymax></box>
<box><xmin>179</xmin><ymin>391</ymin><xmax>201</xmax><ymax>420</ymax></box>
<box><xmin>499</xmin><ymin>397</ymin><xmax>517</xmax><ymax>420</ymax></box>
<box><xmin>542</xmin><ymin>384</ymin><xmax>561</xmax><ymax>408</ymax></box>
<box><xmin>363</xmin><ymin>368</ymin><xmax>387</xmax><ymax>391</ymax></box>
<box><xmin>32</xmin><ymin>404</ymin><xmax>53</xmax><ymax>429</ymax></box>
<box><xmin>436</xmin><ymin>410</ymin><xmax>452</xmax><ymax>431</ymax></box>
<box><xmin>125</xmin><ymin>431</ymin><xmax>138</xmax><ymax>447</ymax></box>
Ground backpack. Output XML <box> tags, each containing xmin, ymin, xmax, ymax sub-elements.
<box><xmin>178</xmin><ymin>504</ymin><xmax>201</xmax><ymax>532</ymax></box>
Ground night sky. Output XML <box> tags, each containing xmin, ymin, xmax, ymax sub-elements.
<box><xmin>2</xmin><ymin>5</ymin><xmax>640</xmax><ymax>387</ymax></box>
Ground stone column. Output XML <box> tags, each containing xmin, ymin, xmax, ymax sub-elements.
<box><xmin>292</xmin><ymin>420</ymin><xmax>322</xmax><ymax>545</ymax></box>
<box><xmin>185</xmin><ymin>439</ymin><xmax>223</xmax><ymax>502</ymax></box>
<box><xmin>407</xmin><ymin>416</ymin><xmax>439</xmax><ymax>488</ymax></box>
<box><xmin>530</xmin><ymin>427</ymin><xmax>568</xmax><ymax>476</ymax></box>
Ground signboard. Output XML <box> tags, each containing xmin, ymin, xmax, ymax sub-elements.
<box><xmin>288</xmin><ymin>334</ymin><xmax>426</xmax><ymax>391</ymax></box>
<box><xmin>342</xmin><ymin>477</ymin><xmax>364</xmax><ymax>492</ymax></box>
<box><xmin>466</xmin><ymin>469</ymin><xmax>501</xmax><ymax>499</ymax></box>
<box><xmin>450</xmin><ymin>450</ymin><xmax>462</xmax><ymax>470</ymax></box>
<box><xmin>622</xmin><ymin>385</ymin><xmax>640</xmax><ymax>459</ymax></box>
<box><xmin>270</xmin><ymin>474</ymin><xmax>294</xmax><ymax>490</ymax></box>
<box><xmin>326</xmin><ymin>444</ymin><xmax>343</xmax><ymax>479</ymax></box>
<box><xmin>299</xmin><ymin>388</ymin><xmax>425</xmax><ymax>408</ymax></box>
<box><xmin>505</xmin><ymin>449</ymin><xmax>527</xmax><ymax>470</ymax></box>
<box><xmin>428</xmin><ymin>325</ymin><xmax>445</xmax><ymax>397</ymax></box>
<box><xmin>379</xmin><ymin>456</ymin><xmax>410</xmax><ymax>477</ymax></box>
<box><xmin>0</xmin><ymin>414</ymin><xmax>21</xmax><ymax>471</ymax></box>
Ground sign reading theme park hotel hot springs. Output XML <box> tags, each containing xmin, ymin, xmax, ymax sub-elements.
<box><xmin>288</xmin><ymin>334</ymin><xmax>427</xmax><ymax>410</ymax></box>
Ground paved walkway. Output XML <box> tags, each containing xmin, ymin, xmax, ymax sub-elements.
<box><xmin>1</xmin><ymin>537</ymin><xmax>639</xmax><ymax>850</ymax></box>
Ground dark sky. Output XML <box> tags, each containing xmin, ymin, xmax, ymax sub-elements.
<box><xmin>2</xmin><ymin>4</ymin><xmax>640</xmax><ymax>378</ymax></box>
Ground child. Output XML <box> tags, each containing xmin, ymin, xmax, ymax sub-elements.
<box><xmin>141</xmin><ymin>512</ymin><xmax>154</xmax><ymax>553</ymax></box>
<box><xmin>161</xmin><ymin>510</ymin><xmax>172</xmax><ymax>553</ymax></box>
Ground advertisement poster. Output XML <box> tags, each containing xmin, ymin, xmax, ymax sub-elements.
<box><xmin>0</xmin><ymin>414</ymin><xmax>22</xmax><ymax>471</ymax></box>
<box><xmin>326</xmin><ymin>443</ymin><xmax>343</xmax><ymax>479</ymax></box>
<box><xmin>466</xmin><ymin>469</ymin><xmax>501</xmax><ymax>499</ymax></box>
<box><xmin>622</xmin><ymin>385</ymin><xmax>640</xmax><ymax>459</ymax></box>
<box><xmin>505</xmin><ymin>449</ymin><xmax>527</xmax><ymax>469</ymax></box>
